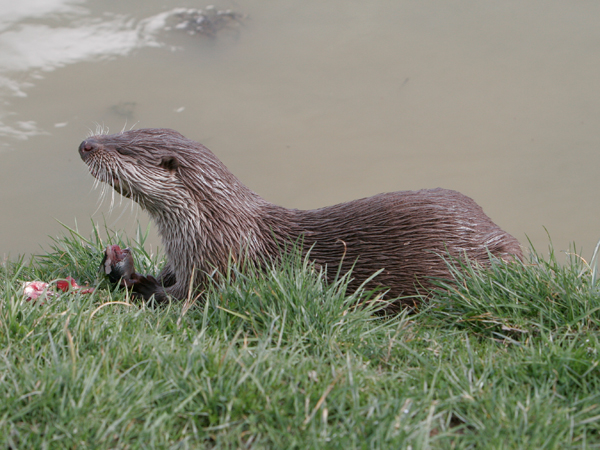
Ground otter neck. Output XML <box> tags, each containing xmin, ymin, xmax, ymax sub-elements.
<box><xmin>149</xmin><ymin>177</ymin><xmax>292</xmax><ymax>277</ymax></box>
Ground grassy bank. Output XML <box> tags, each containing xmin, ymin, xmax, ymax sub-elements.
<box><xmin>1</xmin><ymin>227</ymin><xmax>600</xmax><ymax>449</ymax></box>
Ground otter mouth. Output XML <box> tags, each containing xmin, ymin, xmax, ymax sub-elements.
<box><xmin>87</xmin><ymin>163</ymin><xmax>132</xmax><ymax>198</ymax></box>
<box><xmin>111</xmin><ymin>176</ymin><xmax>132</xmax><ymax>198</ymax></box>
<box><xmin>116</xmin><ymin>184</ymin><xmax>132</xmax><ymax>198</ymax></box>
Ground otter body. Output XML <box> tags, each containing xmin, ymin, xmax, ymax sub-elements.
<box><xmin>79</xmin><ymin>128</ymin><xmax>522</xmax><ymax>307</ymax></box>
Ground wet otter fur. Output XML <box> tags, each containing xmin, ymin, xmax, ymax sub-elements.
<box><xmin>79</xmin><ymin>128</ymin><xmax>522</xmax><ymax>308</ymax></box>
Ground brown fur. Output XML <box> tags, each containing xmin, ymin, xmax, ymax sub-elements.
<box><xmin>79</xmin><ymin>128</ymin><xmax>522</xmax><ymax>308</ymax></box>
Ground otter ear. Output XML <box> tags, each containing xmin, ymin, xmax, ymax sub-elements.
<box><xmin>160</xmin><ymin>155</ymin><xmax>180</xmax><ymax>172</ymax></box>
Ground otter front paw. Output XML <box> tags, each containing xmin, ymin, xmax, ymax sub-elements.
<box><xmin>122</xmin><ymin>274</ymin><xmax>168</xmax><ymax>303</ymax></box>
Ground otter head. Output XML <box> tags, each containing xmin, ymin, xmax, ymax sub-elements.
<box><xmin>79</xmin><ymin>127</ymin><xmax>272</xmax><ymax>273</ymax></box>
<box><xmin>79</xmin><ymin>128</ymin><xmax>229</xmax><ymax>215</ymax></box>
<box><xmin>79</xmin><ymin>127</ymin><xmax>264</xmax><ymax>226</ymax></box>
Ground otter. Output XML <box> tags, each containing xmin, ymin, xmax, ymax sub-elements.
<box><xmin>79</xmin><ymin>128</ymin><xmax>522</xmax><ymax>308</ymax></box>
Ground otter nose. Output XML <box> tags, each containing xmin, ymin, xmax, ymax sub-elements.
<box><xmin>79</xmin><ymin>139</ymin><xmax>99</xmax><ymax>160</ymax></box>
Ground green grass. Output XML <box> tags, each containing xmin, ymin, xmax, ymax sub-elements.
<box><xmin>1</xmin><ymin>225</ymin><xmax>600</xmax><ymax>449</ymax></box>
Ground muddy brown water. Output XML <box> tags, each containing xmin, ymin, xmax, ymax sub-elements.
<box><xmin>1</xmin><ymin>0</ymin><xmax>600</xmax><ymax>266</ymax></box>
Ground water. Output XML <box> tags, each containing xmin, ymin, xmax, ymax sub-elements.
<box><xmin>1</xmin><ymin>0</ymin><xmax>600</xmax><ymax>262</ymax></box>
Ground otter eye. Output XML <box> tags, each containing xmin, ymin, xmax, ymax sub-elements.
<box><xmin>160</xmin><ymin>156</ymin><xmax>180</xmax><ymax>172</ymax></box>
<box><xmin>116</xmin><ymin>146</ymin><xmax>135</xmax><ymax>156</ymax></box>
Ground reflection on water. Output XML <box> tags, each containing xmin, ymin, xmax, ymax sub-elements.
<box><xmin>0</xmin><ymin>1</ymin><xmax>192</xmax><ymax>139</ymax></box>
<box><xmin>1</xmin><ymin>0</ymin><xmax>600</xmax><ymax>262</ymax></box>
<box><xmin>0</xmin><ymin>0</ymin><xmax>84</xmax><ymax>29</ymax></box>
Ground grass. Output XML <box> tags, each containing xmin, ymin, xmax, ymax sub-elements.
<box><xmin>1</xmin><ymin>225</ymin><xmax>600</xmax><ymax>449</ymax></box>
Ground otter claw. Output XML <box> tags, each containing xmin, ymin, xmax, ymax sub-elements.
<box><xmin>120</xmin><ymin>273</ymin><xmax>141</xmax><ymax>288</ymax></box>
<box><xmin>125</xmin><ymin>274</ymin><xmax>165</xmax><ymax>302</ymax></box>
